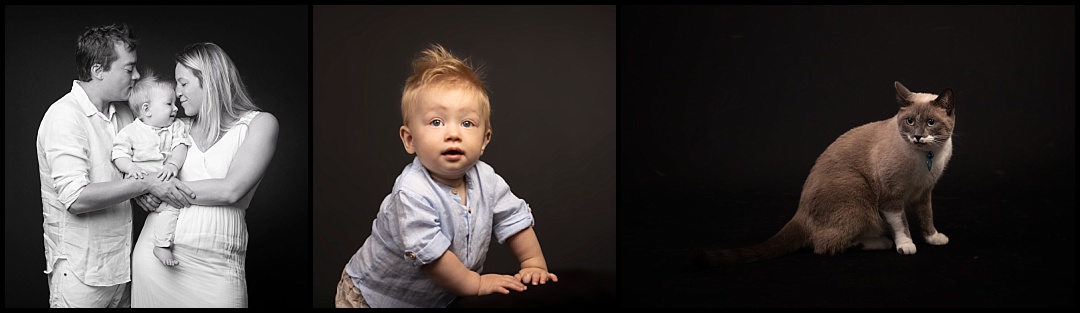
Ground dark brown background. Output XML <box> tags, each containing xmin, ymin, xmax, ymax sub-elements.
<box><xmin>312</xmin><ymin>5</ymin><xmax>616</xmax><ymax>308</ymax></box>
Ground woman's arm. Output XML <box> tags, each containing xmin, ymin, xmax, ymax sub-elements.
<box><xmin>183</xmin><ymin>112</ymin><xmax>278</xmax><ymax>206</ymax></box>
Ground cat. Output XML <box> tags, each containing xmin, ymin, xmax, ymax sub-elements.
<box><xmin>693</xmin><ymin>81</ymin><xmax>956</xmax><ymax>268</ymax></box>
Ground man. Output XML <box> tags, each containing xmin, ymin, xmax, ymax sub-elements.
<box><xmin>36</xmin><ymin>23</ymin><xmax>195</xmax><ymax>308</ymax></box>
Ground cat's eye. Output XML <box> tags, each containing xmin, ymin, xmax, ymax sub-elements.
<box><xmin>927</xmin><ymin>119</ymin><xmax>935</xmax><ymax>126</ymax></box>
<box><xmin>905</xmin><ymin>118</ymin><xmax>915</xmax><ymax>126</ymax></box>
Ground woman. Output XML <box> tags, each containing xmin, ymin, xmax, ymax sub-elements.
<box><xmin>131</xmin><ymin>42</ymin><xmax>278</xmax><ymax>307</ymax></box>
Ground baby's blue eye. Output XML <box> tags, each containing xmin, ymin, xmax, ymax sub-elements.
<box><xmin>430</xmin><ymin>119</ymin><xmax>442</xmax><ymax>126</ymax></box>
<box><xmin>462</xmin><ymin>121</ymin><xmax>473</xmax><ymax>128</ymax></box>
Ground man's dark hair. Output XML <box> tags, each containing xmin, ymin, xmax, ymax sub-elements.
<box><xmin>75</xmin><ymin>23</ymin><xmax>138</xmax><ymax>82</ymax></box>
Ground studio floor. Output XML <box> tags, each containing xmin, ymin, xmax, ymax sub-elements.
<box><xmin>618</xmin><ymin>187</ymin><xmax>1075</xmax><ymax>307</ymax></box>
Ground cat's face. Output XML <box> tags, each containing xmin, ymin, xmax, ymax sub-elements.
<box><xmin>894</xmin><ymin>82</ymin><xmax>955</xmax><ymax>151</ymax></box>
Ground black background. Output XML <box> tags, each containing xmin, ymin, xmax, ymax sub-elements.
<box><xmin>311</xmin><ymin>5</ymin><xmax>616</xmax><ymax>308</ymax></box>
<box><xmin>619</xmin><ymin>5</ymin><xmax>1074</xmax><ymax>307</ymax></box>
<box><xmin>5</xmin><ymin>5</ymin><xmax>310</xmax><ymax>308</ymax></box>
<box><xmin>6</xmin><ymin>4</ymin><xmax>1074</xmax><ymax>309</ymax></box>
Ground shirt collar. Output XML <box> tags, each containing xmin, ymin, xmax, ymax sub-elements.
<box><xmin>130</xmin><ymin>118</ymin><xmax>156</xmax><ymax>131</ymax></box>
<box><xmin>414</xmin><ymin>157</ymin><xmax>477</xmax><ymax>193</ymax></box>
<box><xmin>72</xmin><ymin>80</ymin><xmax>117</xmax><ymax>121</ymax></box>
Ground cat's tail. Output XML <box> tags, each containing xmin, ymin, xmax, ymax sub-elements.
<box><xmin>691</xmin><ymin>220</ymin><xmax>809</xmax><ymax>269</ymax></box>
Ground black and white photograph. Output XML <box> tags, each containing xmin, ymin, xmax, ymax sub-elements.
<box><xmin>5</xmin><ymin>5</ymin><xmax>309</xmax><ymax>308</ymax></box>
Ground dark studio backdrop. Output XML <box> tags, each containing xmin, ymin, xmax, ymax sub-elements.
<box><xmin>4</xmin><ymin>5</ymin><xmax>310</xmax><ymax>308</ymax></box>
<box><xmin>619</xmin><ymin>5</ymin><xmax>1074</xmax><ymax>307</ymax></box>
<box><xmin>312</xmin><ymin>5</ymin><xmax>616</xmax><ymax>308</ymax></box>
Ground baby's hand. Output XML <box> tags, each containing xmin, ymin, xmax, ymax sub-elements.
<box><xmin>126</xmin><ymin>170</ymin><xmax>148</xmax><ymax>179</ymax></box>
<box><xmin>158</xmin><ymin>164</ymin><xmax>178</xmax><ymax>181</ymax></box>
<box><xmin>478</xmin><ymin>273</ymin><xmax>527</xmax><ymax>296</ymax></box>
<box><xmin>515</xmin><ymin>267</ymin><xmax>558</xmax><ymax>286</ymax></box>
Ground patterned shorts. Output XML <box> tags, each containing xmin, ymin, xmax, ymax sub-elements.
<box><xmin>335</xmin><ymin>268</ymin><xmax>370</xmax><ymax>308</ymax></box>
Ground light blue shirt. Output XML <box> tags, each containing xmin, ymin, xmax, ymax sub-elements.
<box><xmin>346</xmin><ymin>157</ymin><xmax>534</xmax><ymax>308</ymax></box>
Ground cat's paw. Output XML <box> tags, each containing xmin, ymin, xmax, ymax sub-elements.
<box><xmin>925</xmin><ymin>232</ymin><xmax>949</xmax><ymax>245</ymax></box>
<box><xmin>896</xmin><ymin>242</ymin><xmax>917</xmax><ymax>255</ymax></box>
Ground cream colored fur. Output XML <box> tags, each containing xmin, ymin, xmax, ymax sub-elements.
<box><xmin>694</xmin><ymin>81</ymin><xmax>956</xmax><ymax>267</ymax></box>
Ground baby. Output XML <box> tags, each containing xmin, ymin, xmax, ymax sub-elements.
<box><xmin>112</xmin><ymin>69</ymin><xmax>190</xmax><ymax>267</ymax></box>
<box><xmin>335</xmin><ymin>44</ymin><xmax>558</xmax><ymax>308</ymax></box>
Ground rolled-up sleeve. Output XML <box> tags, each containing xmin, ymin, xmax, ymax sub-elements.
<box><xmin>384</xmin><ymin>190</ymin><xmax>451</xmax><ymax>267</ymax></box>
<box><xmin>111</xmin><ymin>128</ymin><xmax>134</xmax><ymax>161</ymax></box>
<box><xmin>171</xmin><ymin>119</ymin><xmax>191</xmax><ymax>149</ymax></box>
<box><xmin>490</xmin><ymin>173</ymin><xmax>534</xmax><ymax>244</ymax></box>
<box><xmin>41</xmin><ymin>108</ymin><xmax>91</xmax><ymax>210</ymax></box>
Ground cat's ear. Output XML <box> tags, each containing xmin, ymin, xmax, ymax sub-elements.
<box><xmin>935</xmin><ymin>88</ymin><xmax>955</xmax><ymax>116</ymax></box>
<box><xmin>895</xmin><ymin>81</ymin><xmax>913</xmax><ymax>107</ymax></box>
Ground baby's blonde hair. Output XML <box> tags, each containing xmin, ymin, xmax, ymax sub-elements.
<box><xmin>127</xmin><ymin>67</ymin><xmax>175</xmax><ymax>116</ymax></box>
<box><xmin>401</xmin><ymin>44</ymin><xmax>491</xmax><ymax>130</ymax></box>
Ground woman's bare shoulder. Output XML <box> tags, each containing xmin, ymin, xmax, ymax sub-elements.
<box><xmin>248</xmin><ymin>111</ymin><xmax>279</xmax><ymax>130</ymax></box>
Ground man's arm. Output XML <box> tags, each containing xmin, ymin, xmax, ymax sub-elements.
<box><xmin>67</xmin><ymin>178</ymin><xmax>151</xmax><ymax>214</ymax></box>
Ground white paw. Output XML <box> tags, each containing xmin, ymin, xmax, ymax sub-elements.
<box><xmin>925</xmin><ymin>232</ymin><xmax>949</xmax><ymax>245</ymax></box>
<box><xmin>896</xmin><ymin>242</ymin><xmax>917</xmax><ymax>255</ymax></box>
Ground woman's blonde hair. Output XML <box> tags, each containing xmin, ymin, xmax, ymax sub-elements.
<box><xmin>175</xmin><ymin>42</ymin><xmax>260</xmax><ymax>146</ymax></box>
<box><xmin>401</xmin><ymin>44</ymin><xmax>490</xmax><ymax>130</ymax></box>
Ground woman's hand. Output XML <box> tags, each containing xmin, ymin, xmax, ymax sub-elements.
<box><xmin>147</xmin><ymin>177</ymin><xmax>195</xmax><ymax>209</ymax></box>
<box><xmin>135</xmin><ymin>194</ymin><xmax>161</xmax><ymax>212</ymax></box>
<box><xmin>515</xmin><ymin>267</ymin><xmax>558</xmax><ymax>286</ymax></box>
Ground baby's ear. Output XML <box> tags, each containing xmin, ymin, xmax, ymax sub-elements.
<box><xmin>400</xmin><ymin>125</ymin><xmax>416</xmax><ymax>155</ymax></box>
<box><xmin>481</xmin><ymin>129</ymin><xmax>492</xmax><ymax>154</ymax></box>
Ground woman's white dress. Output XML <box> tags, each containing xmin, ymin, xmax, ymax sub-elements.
<box><xmin>132</xmin><ymin>111</ymin><xmax>262</xmax><ymax>307</ymax></box>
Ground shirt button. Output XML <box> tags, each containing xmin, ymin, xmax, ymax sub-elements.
<box><xmin>405</xmin><ymin>252</ymin><xmax>417</xmax><ymax>260</ymax></box>
<box><xmin>468</xmin><ymin>207</ymin><xmax>472</xmax><ymax>214</ymax></box>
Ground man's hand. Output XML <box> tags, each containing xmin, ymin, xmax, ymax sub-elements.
<box><xmin>515</xmin><ymin>267</ymin><xmax>558</xmax><ymax>286</ymax></box>
<box><xmin>146</xmin><ymin>176</ymin><xmax>195</xmax><ymax>209</ymax></box>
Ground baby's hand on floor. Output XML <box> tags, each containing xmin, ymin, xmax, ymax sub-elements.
<box><xmin>515</xmin><ymin>267</ymin><xmax>558</xmax><ymax>286</ymax></box>
<box><xmin>479</xmin><ymin>273</ymin><xmax>526</xmax><ymax>295</ymax></box>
